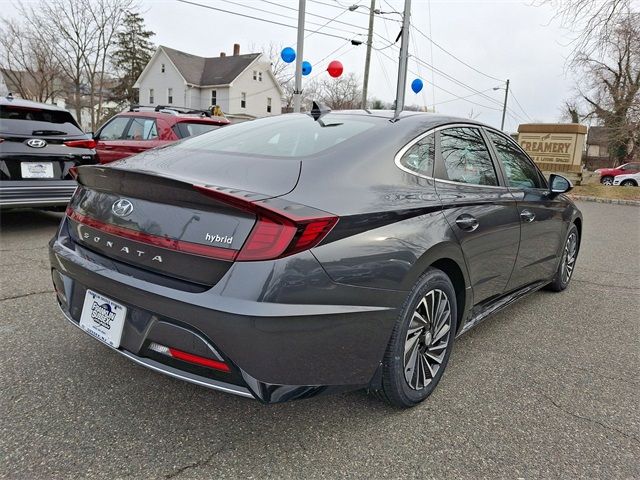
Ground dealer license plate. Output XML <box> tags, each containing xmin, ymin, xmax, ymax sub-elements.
<box><xmin>21</xmin><ymin>162</ymin><xmax>54</xmax><ymax>178</ymax></box>
<box><xmin>79</xmin><ymin>290</ymin><xmax>127</xmax><ymax>348</ymax></box>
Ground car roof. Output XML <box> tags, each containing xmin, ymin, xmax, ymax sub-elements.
<box><xmin>323</xmin><ymin>109</ymin><xmax>486</xmax><ymax>128</ymax></box>
<box><xmin>0</xmin><ymin>95</ymin><xmax>69</xmax><ymax>112</ymax></box>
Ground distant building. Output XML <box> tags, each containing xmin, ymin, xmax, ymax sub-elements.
<box><xmin>585</xmin><ymin>126</ymin><xmax>611</xmax><ymax>166</ymax></box>
<box><xmin>133</xmin><ymin>44</ymin><xmax>283</xmax><ymax>120</ymax></box>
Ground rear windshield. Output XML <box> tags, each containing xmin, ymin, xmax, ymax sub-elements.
<box><xmin>173</xmin><ymin>114</ymin><xmax>377</xmax><ymax>158</ymax></box>
<box><xmin>0</xmin><ymin>105</ymin><xmax>83</xmax><ymax>135</ymax></box>
<box><xmin>174</xmin><ymin>122</ymin><xmax>222</xmax><ymax>138</ymax></box>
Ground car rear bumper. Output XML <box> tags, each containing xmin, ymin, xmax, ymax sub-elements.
<box><xmin>49</xmin><ymin>222</ymin><xmax>402</xmax><ymax>403</ymax></box>
<box><xmin>0</xmin><ymin>180</ymin><xmax>77</xmax><ymax>208</ymax></box>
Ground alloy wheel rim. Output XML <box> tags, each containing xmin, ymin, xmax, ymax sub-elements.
<box><xmin>403</xmin><ymin>289</ymin><xmax>452</xmax><ymax>390</ymax></box>
<box><xmin>561</xmin><ymin>232</ymin><xmax>578</xmax><ymax>284</ymax></box>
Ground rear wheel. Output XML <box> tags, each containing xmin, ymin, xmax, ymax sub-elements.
<box><xmin>547</xmin><ymin>224</ymin><xmax>579</xmax><ymax>292</ymax></box>
<box><xmin>601</xmin><ymin>176</ymin><xmax>614</xmax><ymax>185</ymax></box>
<box><xmin>377</xmin><ymin>268</ymin><xmax>457</xmax><ymax>408</ymax></box>
<box><xmin>621</xmin><ymin>180</ymin><xmax>637</xmax><ymax>187</ymax></box>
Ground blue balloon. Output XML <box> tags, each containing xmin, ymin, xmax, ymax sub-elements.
<box><xmin>281</xmin><ymin>47</ymin><xmax>296</xmax><ymax>63</ymax></box>
<box><xmin>302</xmin><ymin>61</ymin><xmax>312</xmax><ymax>76</ymax></box>
<box><xmin>411</xmin><ymin>78</ymin><xmax>424</xmax><ymax>93</ymax></box>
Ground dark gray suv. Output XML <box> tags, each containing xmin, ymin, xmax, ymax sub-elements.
<box><xmin>49</xmin><ymin>110</ymin><xmax>581</xmax><ymax>407</ymax></box>
<box><xmin>0</xmin><ymin>95</ymin><xmax>97</xmax><ymax>209</ymax></box>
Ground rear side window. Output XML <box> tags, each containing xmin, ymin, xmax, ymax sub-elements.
<box><xmin>398</xmin><ymin>133</ymin><xmax>435</xmax><ymax>177</ymax></box>
<box><xmin>487</xmin><ymin>130</ymin><xmax>543</xmax><ymax>189</ymax></box>
<box><xmin>173</xmin><ymin>114</ymin><xmax>376</xmax><ymax>158</ymax></box>
<box><xmin>125</xmin><ymin>117</ymin><xmax>158</xmax><ymax>140</ymax></box>
<box><xmin>0</xmin><ymin>105</ymin><xmax>82</xmax><ymax>135</ymax></box>
<box><xmin>439</xmin><ymin>127</ymin><xmax>498</xmax><ymax>186</ymax></box>
<box><xmin>98</xmin><ymin>117</ymin><xmax>130</xmax><ymax>140</ymax></box>
<box><xmin>173</xmin><ymin>122</ymin><xmax>222</xmax><ymax>138</ymax></box>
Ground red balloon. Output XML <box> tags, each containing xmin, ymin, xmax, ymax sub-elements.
<box><xmin>327</xmin><ymin>60</ymin><xmax>343</xmax><ymax>78</ymax></box>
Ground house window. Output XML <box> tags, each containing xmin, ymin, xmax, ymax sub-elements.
<box><xmin>161</xmin><ymin>63</ymin><xmax>165</xmax><ymax>73</ymax></box>
<box><xmin>167</xmin><ymin>88</ymin><xmax>173</xmax><ymax>104</ymax></box>
<box><xmin>149</xmin><ymin>88</ymin><xmax>154</xmax><ymax>104</ymax></box>
<box><xmin>253</xmin><ymin>70</ymin><xmax>257</xmax><ymax>80</ymax></box>
<box><xmin>258</xmin><ymin>72</ymin><xmax>263</xmax><ymax>82</ymax></box>
<box><xmin>267</xmin><ymin>97</ymin><xmax>272</xmax><ymax>113</ymax></box>
<box><xmin>211</xmin><ymin>90</ymin><xmax>217</xmax><ymax>106</ymax></box>
<box><xmin>241</xmin><ymin>92</ymin><xmax>246</xmax><ymax>109</ymax></box>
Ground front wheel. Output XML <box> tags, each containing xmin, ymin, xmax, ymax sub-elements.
<box><xmin>601</xmin><ymin>176</ymin><xmax>614</xmax><ymax>185</ymax></box>
<box><xmin>376</xmin><ymin>268</ymin><xmax>457</xmax><ymax>408</ymax></box>
<box><xmin>547</xmin><ymin>224</ymin><xmax>580</xmax><ymax>292</ymax></box>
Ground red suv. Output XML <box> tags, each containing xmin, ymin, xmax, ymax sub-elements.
<box><xmin>595</xmin><ymin>162</ymin><xmax>640</xmax><ymax>185</ymax></box>
<box><xmin>93</xmin><ymin>106</ymin><xmax>229</xmax><ymax>164</ymax></box>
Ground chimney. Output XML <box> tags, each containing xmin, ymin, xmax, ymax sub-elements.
<box><xmin>233</xmin><ymin>43</ymin><xmax>240</xmax><ymax>56</ymax></box>
<box><xmin>220</xmin><ymin>52</ymin><xmax>226</xmax><ymax>57</ymax></box>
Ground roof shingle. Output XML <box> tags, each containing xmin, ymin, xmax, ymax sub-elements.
<box><xmin>161</xmin><ymin>46</ymin><xmax>261</xmax><ymax>86</ymax></box>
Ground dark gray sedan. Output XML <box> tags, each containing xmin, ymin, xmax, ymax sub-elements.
<box><xmin>49</xmin><ymin>109</ymin><xmax>581</xmax><ymax>407</ymax></box>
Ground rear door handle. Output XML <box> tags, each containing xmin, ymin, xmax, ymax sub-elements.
<box><xmin>520</xmin><ymin>209</ymin><xmax>535</xmax><ymax>222</ymax></box>
<box><xmin>455</xmin><ymin>214</ymin><xmax>479</xmax><ymax>232</ymax></box>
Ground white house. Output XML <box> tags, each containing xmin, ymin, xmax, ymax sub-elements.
<box><xmin>133</xmin><ymin>44</ymin><xmax>283</xmax><ymax>120</ymax></box>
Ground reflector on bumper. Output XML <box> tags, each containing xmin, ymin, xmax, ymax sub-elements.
<box><xmin>148</xmin><ymin>342</ymin><xmax>230</xmax><ymax>372</ymax></box>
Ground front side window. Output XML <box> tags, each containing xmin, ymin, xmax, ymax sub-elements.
<box><xmin>488</xmin><ymin>130</ymin><xmax>543</xmax><ymax>188</ymax></box>
<box><xmin>622</xmin><ymin>163</ymin><xmax>640</xmax><ymax>171</ymax></box>
<box><xmin>125</xmin><ymin>117</ymin><xmax>158</xmax><ymax>141</ymax></box>
<box><xmin>174</xmin><ymin>122</ymin><xmax>222</xmax><ymax>138</ymax></box>
<box><xmin>149</xmin><ymin>88</ymin><xmax>154</xmax><ymax>104</ymax></box>
<box><xmin>167</xmin><ymin>88</ymin><xmax>173</xmax><ymax>104</ymax></box>
<box><xmin>398</xmin><ymin>133</ymin><xmax>435</xmax><ymax>177</ymax></box>
<box><xmin>97</xmin><ymin>116</ymin><xmax>130</xmax><ymax>140</ymax></box>
<box><xmin>211</xmin><ymin>90</ymin><xmax>217</xmax><ymax>106</ymax></box>
<box><xmin>241</xmin><ymin>92</ymin><xmax>246</xmax><ymax>109</ymax></box>
<box><xmin>439</xmin><ymin>127</ymin><xmax>498</xmax><ymax>186</ymax></box>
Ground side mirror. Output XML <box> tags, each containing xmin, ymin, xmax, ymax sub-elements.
<box><xmin>549</xmin><ymin>174</ymin><xmax>572</xmax><ymax>194</ymax></box>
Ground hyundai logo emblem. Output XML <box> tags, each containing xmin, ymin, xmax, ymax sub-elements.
<box><xmin>26</xmin><ymin>138</ymin><xmax>47</xmax><ymax>148</ymax></box>
<box><xmin>111</xmin><ymin>199</ymin><xmax>134</xmax><ymax>217</ymax></box>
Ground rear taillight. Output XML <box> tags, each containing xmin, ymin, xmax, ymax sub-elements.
<box><xmin>194</xmin><ymin>185</ymin><xmax>338</xmax><ymax>261</ymax></box>
<box><xmin>64</xmin><ymin>139</ymin><xmax>96</xmax><ymax>149</ymax></box>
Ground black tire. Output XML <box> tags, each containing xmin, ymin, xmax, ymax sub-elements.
<box><xmin>621</xmin><ymin>180</ymin><xmax>637</xmax><ymax>187</ymax></box>
<box><xmin>547</xmin><ymin>224</ymin><xmax>580</xmax><ymax>292</ymax></box>
<box><xmin>377</xmin><ymin>268</ymin><xmax>457</xmax><ymax>408</ymax></box>
<box><xmin>601</xmin><ymin>176</ymin><xmax>614</xmax><ymax>185</ymax></box>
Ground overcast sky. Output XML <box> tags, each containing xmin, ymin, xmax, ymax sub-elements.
<box><xmin>2</xmin><ymin>0</ymin><xmax>584</xmax><ymax>131</ymax></box>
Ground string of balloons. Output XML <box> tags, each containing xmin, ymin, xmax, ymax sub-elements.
<box><xmin>280</xmin><ymin>47</ymin><xmax>424</xmax><ymax>91</ymax></box>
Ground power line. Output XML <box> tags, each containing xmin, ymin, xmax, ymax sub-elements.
<box><xmin>410</xmin><ymin>23</ymin><xmax>505</xmax><ymax>83</ymax></box>
<box><xmin>256</xmin><ymin>0</ymin><xmax>370</xmax><ymax>32</ymax></box>
<box><xmin>175</xmin><ymin>0</ymin><xmax>357</xmax><ymax>42</ymax></box>
<box><xmin>508</xmin><ymin>88</ymin><xmax>533</xmax><ymax>122</ymax></box>
<box><xmin>426</xmin><ymin>0</ymin><xmax>436</xmax><ymax>108</ymax></box>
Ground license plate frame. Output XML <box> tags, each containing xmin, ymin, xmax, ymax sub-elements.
<box><xmin>21</xmin><ymin>161</ymin><xmax>55</xmax><ymax>179</ymax></box>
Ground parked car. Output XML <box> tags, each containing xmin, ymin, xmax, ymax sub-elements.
<box><xmin>93</xmin><ymin>105</ymin><xmax>229</xmax><ymax>164</ymax></box>
<box><xmin>595</xmin><ymin>162</ymin><xmax>640</xmax><ymax>185</ymax></box>
<box><xmin>613</xmin><ymin>171</ymin><xmax>640</xmax><ymax>186</ymax></box>
<box><xmin>50</xmin><ymin>109</ymin><xmax>582</xmax><ymax>408</ymax></box>
<box><xmin>0</xmin><ymin>95</ymin><xmax>97</xmax><ymax>209</ymax></box>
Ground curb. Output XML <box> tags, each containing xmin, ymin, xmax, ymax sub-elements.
<box><xmin>568</xmin><ymin>195</ymin><xmax>640</xmax><ymax>206</ymax></box>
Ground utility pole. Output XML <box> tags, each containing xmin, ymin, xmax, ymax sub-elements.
<box><xmin>393</xmin><ymin>0</ymin><xmax>411</xmax><ymax>118</ymax></box>
<box><xmin>361</xmin><ymin>0</ymin><xmax>376</xmax><ymax>109</ymax></box>
<box><xmin>500</xmin><ymin>78</ymin><xmax>510</xmax><ymax>130</ymax></box>
<box><xmin>293</xmin><ymin>0</ymin><xmax>306</xmax><ymax>113</ymax></box>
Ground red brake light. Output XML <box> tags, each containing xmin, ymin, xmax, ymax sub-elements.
<box><xmin>194</xmin><ymin>185</ymin><xmax>338</xmax><ymax>261</ymax></box>
<box><xmin>64</xmin><ymin>139</ymin><xmax>96</xmax><ymax>149</ymax></box>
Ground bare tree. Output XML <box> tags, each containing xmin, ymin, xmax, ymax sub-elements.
<box><xmin>318</xmin><ymin>73</ymin><xmax>363</xmax><ymax>110</ymax></box>
<box><xmin>538</xmin><ymin>0</ymin><xmax>633</xmax><ymax>64</ymax></box>
<box><xmin>10</xmin><ymin>0</ymin><xmax>134</xmax><ymax>129</ymax></box>
<box><xmin>574</xmin><ymin>10</ymin><xmax>640</xmax><ymax>163</ymax></box>
<box><xmin>0</xmin><ymin>18</ymin><xmax>63</xmax><ymax>102</ymax></box>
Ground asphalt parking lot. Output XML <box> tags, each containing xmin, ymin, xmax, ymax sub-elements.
<box><xmin>1</xmin><ymin>200</ymin><xmax>639</xmax><ymax>479</ymax></box>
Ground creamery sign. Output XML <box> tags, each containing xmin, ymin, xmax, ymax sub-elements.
<box><xmin>517</xmin><ymin>124</ymin><xmax>587</xmax><ymax>173</ymax></box>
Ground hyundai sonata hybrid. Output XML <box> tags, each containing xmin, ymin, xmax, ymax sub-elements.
<box><xmin>49</xmin><ymin>109</ymin><xmax>582</xmax><ymax>407</ymax></box>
